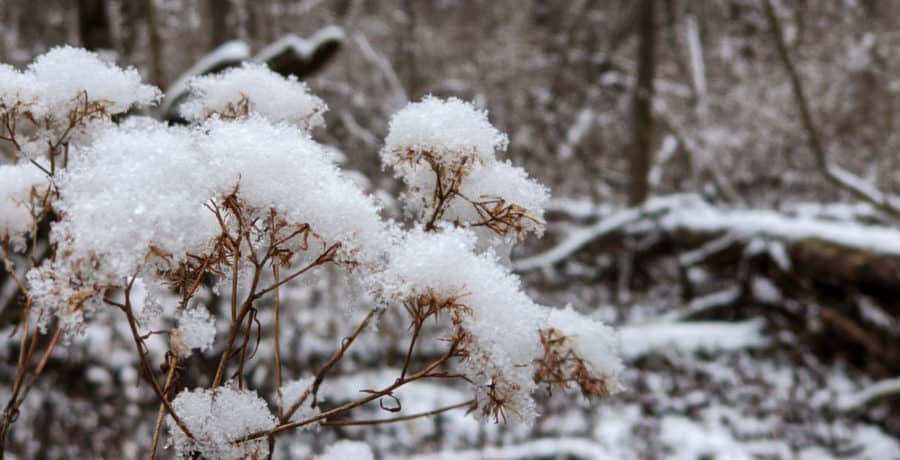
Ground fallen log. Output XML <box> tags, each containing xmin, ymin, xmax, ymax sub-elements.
<box><xmin>515</xmin><ymin>194</ymin><xmax>900</xmax><ymax>376</ymax></box>
<box><xmin>516</xmin><ymin>194</ymin><xmax>900</xmax><ymax>299</ymax></box>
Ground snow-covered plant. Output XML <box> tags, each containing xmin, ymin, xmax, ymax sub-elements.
<box><xmin>382</xmin><ymin>96</ymin><xmax>548</xmax><ymax>245</ymax></box>
<box><xmin>0</xmin><ymin>47</ymin><xmax>622</xmax><ymax>458</ymax></box>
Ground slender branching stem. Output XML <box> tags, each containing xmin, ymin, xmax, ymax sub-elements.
<box><xmin>149</xmin><ymin>352</ymin><xmax>179</xmax><ymax>460</ymax></box>
<box><xmin>323</xmin><ymin>399</ymin><xmax>476</xmax><ymax>427</ymax></box>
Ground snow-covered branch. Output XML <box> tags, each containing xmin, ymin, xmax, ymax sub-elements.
<box><xmin>512</xmin><ymin>196</ymin><xmax>674</xmax><ymax>272</ymax></box>
<box><xmin>836</xmin><ymin>377</ymin><xmax>900</xmax><ymax>412</ymax></box>
<box><xmin>515</xmin><ymin>193</ymin><xmax>900</xmax><ymax>274</ymax></box>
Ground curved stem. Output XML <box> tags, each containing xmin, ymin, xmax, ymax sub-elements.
<box><xmin>273</xmin><ymin>265</ymin><xmax>284</xmax><ymax>419</ymax></box>
<box><xmin>322</xmin><ymin>399</ymin><xmax>475</xmax><ymax>427</ymax></box>
<box><xmin>149</xmin><ymin>353</ymin><xmax>179</xmax><ymax>460</ymax></box>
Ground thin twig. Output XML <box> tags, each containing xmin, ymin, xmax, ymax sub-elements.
<box><xmin>323</xmin><ymin>399</ymin><xmax>475</xmax><ymax>427</ymax></box>
<box><xmin>149</xmin><ymin>353</ymin><xmax>179</xmax><ymax>460</ymax></box>
<box><xmin>252</xmin><ymin>244</ymin><xmax>340</xmax><ymax>301</ymax></box>
<box><xmin>248</xmin><ymin>344</ymin><xmax>460</xmax><ymax>441</ymax></box>
<box><xmin>273</xmin><ymin>264</ymin><xmax>284</xmax><ymax>419</ymax></box>
<box><xmin>282</xmin><ymin>307</ymin><xmax>381</xmax><ymax>422</ymax></box>
<box><xmin>110</xmin><ymin>282</ymin><xmax>195</xmax><ymax>441</ymax></box>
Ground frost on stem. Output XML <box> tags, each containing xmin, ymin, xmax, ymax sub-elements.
<box><xmin>535</xmin><ymin>307</ymin><xmax>624</xmax><ymax>398</ymax></box>
<box><xmin>0</xmin><ymin>164</ymin><xmax>50</xmax><ymax>248</ymax></box>
<box><xmin>0</xmin><ymin>64</ymin><xmax>41</xmax><ymax>110</ymax></box>
<box><xmin>173</xmin><ymin>305</ymin><xmax>216</xmax><ymax>357</ymax></box>
<box><xmin>383</xmin><ymin>96</ymin><xmax>508</xmax><ymax>167</ymax></box>
<box><xmin>199</xmin><ymin>116</ymin><xmax>386</xmax><ymax>265</ymax></box>
<box><xmin>375</xmin><ymin>96</ymin><xmax>620</xmax><ymax>425</ymax></box>
<box><xmin>279</xmin><ymin>376</ymin><xmax>321</xmax><ymax>424</ymax></box>
<box><xmin>377</xmin><ymin>228</ymin><xmax>621</xmax><ymax>424</ymax></box>
<box><xmin>381</xmin><ymin>96</ymin><xmax>547</xmax><ymax>243</ymax></box>
<box><xmin>31</xmin><ymin>113</ymin><xmax>384</xmax><ymax>336</ymax></box>
<box><xmin>0</xmin><ymin>47</ymin><xmax>159</xmax><ymax>167</ymax></box>
<box><xmin>180</xmin><ymin>62</ymin><xmax>327</xmax><ymax>130</ymax></box>
<box><xmin>27</xmin><ymin>47</ymin><xmax>160</xmax><ymax>116</ymax></box>
<box><xmin>166</xmin><ymin>386</ymin><xmax>276</xmax><ymax>460</ymax></box>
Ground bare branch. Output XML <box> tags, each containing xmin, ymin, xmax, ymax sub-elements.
<box><xmin>763</xmin><ymin>0</ymin><xmax>900</xmax><ymax>217</ymax></box>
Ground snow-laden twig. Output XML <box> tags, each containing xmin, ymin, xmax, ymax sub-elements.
<box><xmin>648</xmin><ymin>134</ymin><xmax>678</xmax><ymax>190</ymax></box>
<box><xmin>619</xmin><ymin>319</ymin><xmax>767</xmax><ymax>359</ymax></box>
<box><xmin>339</xmin><ymin>111</ymin><xmax>379</xmax><ymax>147</ymax></box>
<box><xmin>835</xmin><ymin>377</ymin><xmax>900</xmax><ymax>412</ymax></box>
<box><xmin>252</xmin><ymin>26</ymin><xmax>344</xmax><ymax>66</ymax></box>
<box><xmin>557</xmin><ymin>107</ymin><xmax>594</xmax><ymax>159</ymax></box>
<box><xmin>677</xmin><ymin>232</ymin><xmax>737</xmax><ymax>267</ymax></box>
<box><xmin>826</xmin><ymin>165</ymin><xmax>900</xmax><ymax>213</ymax></box>
<box><xmin>658</xmin><ymin>287</ymin><xmax>742</xmax><ymax>323</ymax></box>
<box><xmin>686</xmin><ymin>15</ymin><xmax>707</xmax><ymax>99</ymax></box>
<box><xmin>512</xmin><ymin>196</ymin><xmax>676</xmax><ymax>272</ymax></box>
<box><xmin>656</xmin><ymin>197</ymin><xmax>900</xmax><ymax>255</ymax></box>
<box><xmin>353</xmin><ymin>33</ymin><xmax>407</xmax><ymax>107</ymax></box>
<box><xmin>543</xmin><ymin>198</ymin><xmax>610</xmax><ymax>220</ymax></box>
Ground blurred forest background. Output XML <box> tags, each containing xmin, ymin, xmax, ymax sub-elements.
<box><xmin>3</xmin><ymin>0</ymin><xmax>900</xmax><ymax>458</ymax></box>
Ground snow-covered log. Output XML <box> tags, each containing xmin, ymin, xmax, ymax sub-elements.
<box><xmin>160</xmin><ymin>40</ymin><xmax>250</xmax><ymax>119</ymax></box>
<box><xmin>516</xmin><ymin>194</ymin><xmax>900</xmax><ymax>295</ymax></box>
<box><xmin>252</xmin><ymin>26</ymin><xmax>344</xmax><ymax>79</ymax></box>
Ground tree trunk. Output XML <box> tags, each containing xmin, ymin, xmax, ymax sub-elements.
<box><xmin>628</xmin><ymin>0</ymin><xmax>656</xmax><ymax>206</ymax></box>
<box><xmin>145</xmin><ymin>0</ymin><xmax>164</xmax><ymax>87</ymax></box>
<box><xmin>208</xmin><ymin>0</ymin><xmax>233</xmax><ymax>50</ymax></box>
<box><xmin>76</xmin><ymin>0</ymin><xmax>112</xmax><ymax>50</ymax></box>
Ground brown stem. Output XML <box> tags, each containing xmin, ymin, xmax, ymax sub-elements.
<box><xmin>323</xmin><ymin>399</ymin><xmax>475</xmax><ymax>427</ymax></box>
<box><xmin>109</xmin><ymin>283</ymin><xmax>195</xmax><ymax>441</ymax></box>
<box><xmin>282</xmin><ymin>307</ymin><xmax>380</xmax><ymax>422</ymax></box>
<box><xmin>259</xmin><ymin>343</ymin><xmax>459</xmax><ymax>441</ymax></box>
<box><xmin>252</xmin><ymin>244</ymin><xmax>339</xmax><ymax>301</ymax></box>
<box><xmin>211</xmin><ymin>259</ymin><xmax>265</xmax><ymax>388</ymax></box>
<box><xmin>273</xmin><ymin>265</ymin><xmax>284</xmax><ymax>419</ymax></box>
<box><xmin>400</xmin><ymin>319</ymin><xmax>423</xmax><ymax>380</ymax></box>
<box><xmin>235</xmin><ymin>308</ymin><xmax>257</xmax><ymax>389</ymax></box>
<box><xmin>0</xmin><ymin>324</ymin><xmax>60</xmax><ymax>456</ymax></box>
<box><xmin>149</xmin><ymin>353</ymin><xmax>179</xmax><ymax>460</ymax></box>
<box><xmin>230</xmin><ymin>236</ymin><xmax>241</xmax><ymax>322</ymax></box>
<box><xmin>14</xmin><ymin>326</ymin><xmax>62</xmax><ymax>407</ymax></box>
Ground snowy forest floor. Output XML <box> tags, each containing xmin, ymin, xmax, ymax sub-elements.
<box><xmin>273</xmin><ymin>292</ymin><xmax>899</xmax><ymax>459</ymax></box>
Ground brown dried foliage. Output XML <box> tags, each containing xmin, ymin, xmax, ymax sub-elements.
<box><xmin>533</xmin><ymin>327</ymin><xmax>615</xmax><ymax>399</ymax></box>
<box><xmin>398</xmin><ymin>148</ymin><xmax>541</xmax><ymax>238</ymax></box>
<box><xmin>211</xmin><ymin>94</ymin><xmax>252</xmax><ymax>120</ymax></box>
<box><xmin>1</xmin><ymin>90</ymin><xmax>111</xmax><ymax>174</ymax></box>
